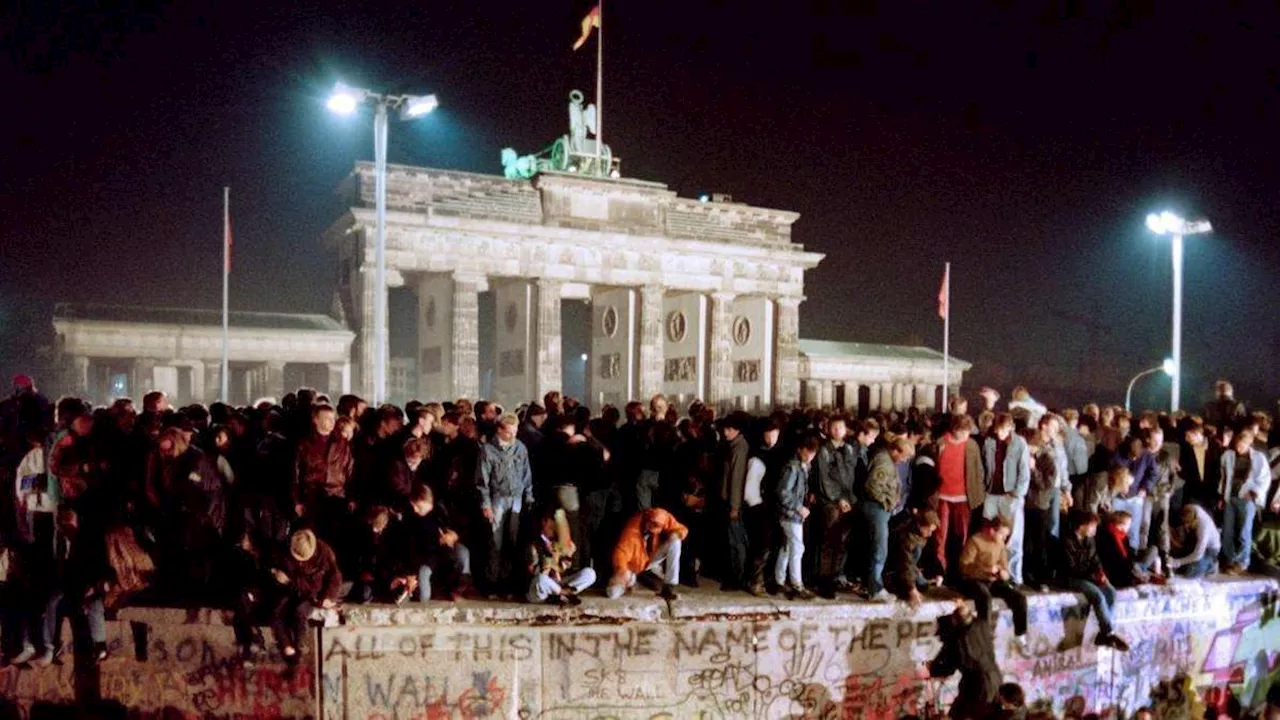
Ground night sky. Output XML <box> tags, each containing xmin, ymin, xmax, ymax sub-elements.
<box><xmin>3</xmin><ymin>1</ymin><xmax>1278</xmax><ymax>411</ymax></box>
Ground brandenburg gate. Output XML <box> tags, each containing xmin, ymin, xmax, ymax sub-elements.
<box><xmin>327</xmin><ymin>162</ymin><xmax>823</xmax><ymax>412</ymax></box>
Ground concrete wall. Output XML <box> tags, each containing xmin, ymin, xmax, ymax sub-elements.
<box><xmin>5</xmin><ymin>579</ymin><xmax>1277</xmax><ymax>719</ymax></box>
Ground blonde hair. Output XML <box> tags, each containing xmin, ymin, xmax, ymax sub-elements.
<box><xmin>1108</xmin><ymin>466</ymin><xmax>1133</xmax><ymax>495</ymax></box>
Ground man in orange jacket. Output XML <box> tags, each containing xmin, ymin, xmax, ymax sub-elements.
<box><xmin>607</xmin><ymin>508</ymin><xmax>688</xmax><ymax>600</ymax></box>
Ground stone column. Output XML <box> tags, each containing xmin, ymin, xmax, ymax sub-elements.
<box><xmin>707</xmin><ymin>292</ymin><xmax>736</xmax><ymax>412</ymax></box>
<box><xmin>266</xmin><ymin>360</ymin><xmax>286</xmax><ymax>401</ymax></box>
<box><xmin>880</xmin><ymin>382</ymin><xmax>895</xmax><ymax>411</ymax></box>
<box><xmin>773</xmin><ymin>297</ymin><xmax>801</xmax><ymax>409</ymax></box>
<box><xmin>131</xmin><ymin>358</ymin><xmax>156</xmax><ymax>399</ymax></box>
<box><xmin>188</xmin><ymin>360</ymin><xmax>206</xmax><ymax>405</ymax></box>
<box><xmin>819</xmin><ymin>380</ymin><xmax>834</xmax><ymax>409</ymax></box>
<box><xmin>356</xmin><ymin>266</ymin><xmax>380</xmax><ymax>400</ymax></box>
<box><xmin>638</xmin><ymin>285</ymin><xmax>665</xmax><ymax>402</ymax></box>
<box><xmin>205</xmin><ymin>364</ymin><xmax>223</xmax><ymax>403</ymax></box>
<box><xmin>452</xmin><ymin>273</ymin><xmax>483</xmax><ymax>401</ymax></box>
<box><xmin>327</xmin><ymin>363</ymin><xmax>350</xmax><ymax>398</ymax></box>
<box><xmin>847</xmin><ymin>382</ymin><xmax>860</xmax><ymax>416</ymax></box>
<box><xmin>533</xmin><ymin>279</ymin><xmax>563</xmax><ymax>399</ymax></box>
<box><xmin>71</xmin><ymin>356</ymin><xmax>90</xmax><ymax>396</ymax></box>
<box><xmin>915</xmin><ymin>383</ymin><xmax>933</xmax><ymax>411</ymax></box>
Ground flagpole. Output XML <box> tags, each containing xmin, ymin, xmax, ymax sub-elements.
<box><xmin>595</xmin><ymin>0</ymin><xmax>603</xmax><ymax>175</ymax></box>
<box><xmin>942</xmin><ymin>262</ymin><xmax>951</xmax><ymax>410</ymax></box>
<box><xmin>221</xmin><ymin>187</ymin><xmax>230</xmax><ymax>402</ymax></box>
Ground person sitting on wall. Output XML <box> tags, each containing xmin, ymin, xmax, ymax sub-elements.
<box><xmin>398</xmin><ymin>484</ymin><xmax>472</xmax><ymax>603</ymax></box>
<box><xmin>1097</xmin><ymin>510</ymin><xmax>1164</xmax><ymax>588</ymax></box>
<box><xmin>957</xmin><ymin>515</ymin><xmax>1028</xmax><ymax>650</ymax></box>
<box><xmin>268</xmin><ymin>528</ymin><xmax>341</xmax><ymax>665</ymax></box>
<box><xmin>1059</xmin><ymin>510</ymin><xmax>1130</xmax><ymax>651</ymax></box>
<box><xmin>525</xmin><ymin>508</ymin><xmax>596</xmax><ymax>606</ymax></box>
<box><xmin>345</xmin><ymin>505</ymin><xmax>401</xmax><ymax>603</ymax></box>
<box><xmin>606</xmin><ymin>507</ymin><xmax>687</xmax><ymax>601</ymax></box>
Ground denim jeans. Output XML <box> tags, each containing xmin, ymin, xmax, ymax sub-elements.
<box><xmin>1064</xmin><ymin>578</ymin><xmax>1116</xmax><ymax>635</ymax></box>
<box><xmin>722</xmin><ymin>512</ymin><xmax>749</xmax><ymax>588</ymax></box>
<box><xmin>774</xmin><ymin>520</ymin><xmax>805</xmax><ymax>587</ymax></box>
<box><xmin>1047</xmin><ymin>490</ymin><xmax>1061</xmax><ymax>539</ymax></box>
<box><xmin>1222</xmin><ymin>497</ymin><xmax>1256</xmax><ymax>568</ymax></box>
<box><xmin>858</xmin><ymin>500</ymin><xmax>890</xmax><ymax>595</ymax></box>
<box><xmin>983</xmin><ymin>495</ymin><xmax>1026</xmax><ymax>584</ymax></box>
<box><xmin>43</xmin><ymin>592</ymin><xmax>106</xmax><ymax>651</ymax></box>
<box><xmin>1110</xmin><ymin>496</ymin><xmax>1146</xmax><ymax>551</ymax></box>
<box><xmin>1176</xmin><ymin>553</ymin><xmax>1217</xmax><ymax>578</ymax></box>
<box><xmin>485</xmin><ymin>495</ymin><xmax>521</xmax><ymax>588</ymax></box>
<box><xmin>418</xmin><ymin>544</ymin><xmax>471</xmax><ymax>604</ymax></box>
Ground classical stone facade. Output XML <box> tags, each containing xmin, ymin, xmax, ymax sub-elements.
<box><xmin>52</xmin><ymin>303</ymin><xmax>354</xmax><ymax>407</ymax></box>
<box><xmin>328</xmin><ymin>163</ymin><xmax>824</xmax><ymax>411</ymax></box>
<box><xmin>798</xmin><ymin>339</ymin><xmax>971</xmax><ymax>415</ymax></box>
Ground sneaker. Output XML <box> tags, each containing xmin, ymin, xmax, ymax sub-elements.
<box><xmin>868</xmin><ymin>590</ymin><xmax>895</xmax><ymax>603</ymax></box>
<box><xmin>834</xmin><ymin>579</ymin><xmax>856</xmax><ymax>593</ymax></box>
<box><xmin>747</xmin><ymin>583</ymin><xmax>769</xmax><ymax>598</ymax></box>
<box><xmin>93</xmin><ymin>643</ymin><xmax>109</xmax><ymax>663</ymax></box>
<box><xmin>10</xmin><ymin>645</ymin><xmax>37</xmax><ymax>665</ymax></box>
<box><xmin>34</xmin><ymin>650</ymin><xmax>55</xmax><ymax>668</ymax></box>
<box><xmin>658</xmin><ymin>584</ymin><xmax>679</xmax><ymax>601</ymax></box>
<box><xmin>637</xmin><ymin>571</ymin><xmax>661</xmax><ymax>591</ymax></box>
<box><xmin>1109</xmin><ymin>634</ymin><xmax>1131</xmax><ymax>652</ymax></box>
<box><xmin>565</xmin><ymin>593</ymin><xmax>583</xmax><ymax>607</ymax></box>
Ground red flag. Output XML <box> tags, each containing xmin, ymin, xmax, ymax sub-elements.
<box><xmin>573</xmin><ymin>5</ymin><xmax>600</xmax><ymax>50</ymax></box>
<box><xmin>937</xmin><ymin>265</ymin><xmax>949</xmax><ymax>319</ymax></box>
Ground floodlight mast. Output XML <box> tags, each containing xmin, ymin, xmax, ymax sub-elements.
<box><xmin>328</xmin><ymin>82</ymin><xmax>438</xmax><ymax>405</ymax></box>
<box><xmin>1144</xmin><ymin>211</ymin><xmax>1212</xmax><ymax>412</ymax></box>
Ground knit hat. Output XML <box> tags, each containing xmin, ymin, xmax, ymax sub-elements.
<box><xmin>290</xmin><ymin>529</ymin><xmax>317</xmax><ymax>562</ymax></box>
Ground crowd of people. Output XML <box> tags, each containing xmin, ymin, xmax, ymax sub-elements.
<box><xmin>0</xmin><ymin>373</ymin><xmax>1277</xmax><ymax>690</ymax></box>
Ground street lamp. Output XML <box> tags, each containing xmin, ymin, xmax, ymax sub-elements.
<box><xmin>1145</xmin><ymin>211</ymin><xmax>1212</xmax><ymax>412</ymax></box>
<box><xmin>328</xmin><ymin>81</ymin><xmax>438</xmax><ymax>405</ymax></box>
<box><xmin>1125</xmin><ymin>358</ymin><xmax>1177</xmax><ymax>414</ymax></box>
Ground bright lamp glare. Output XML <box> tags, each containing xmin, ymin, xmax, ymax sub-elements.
<box><xmin>327</xmin><ymin>82</ymin><xmax>364</xmax><ymax>116</ymax></box>
<box><xmin>402</xmin><ymin>94</ymin><xmax>439</xmax><ymax>119</ymax></box>
<box><xmin>580</xmin><ymin>353</ymin><xmax>589</xmax><ymax>362</ymax></box>
<box><xmin>327</xmin><ymin>94</ymin><xmax>358</xmax><ymax>115</ymax></box>
<box><xmin>1146</xmin><ymin>213</ymin><xmax>1165</xmax><ymax>234</ymax></box>
<box><xmin>1162</xmin><ymin>358</ymin><xmax>1177</xmax><ymax>376</ymax></box>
